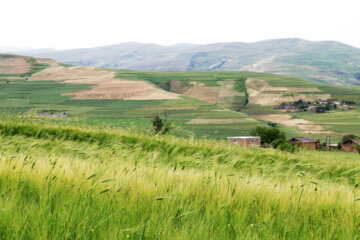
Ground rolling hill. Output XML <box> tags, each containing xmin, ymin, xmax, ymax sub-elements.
<box><xmin>12</xmin><ymin>38</ymin><xmax>360</xmax><ymax>85</ymax></box>
<box><xmin>2</xmin><ymin>53</ymin><xmax>360</xmax><ymax>142</ymax></box>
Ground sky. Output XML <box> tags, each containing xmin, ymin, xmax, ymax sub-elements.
<box><xmin>1</xmin><ymin>0</ymin><xmax>359</xmax><ymax>50</ymax></box>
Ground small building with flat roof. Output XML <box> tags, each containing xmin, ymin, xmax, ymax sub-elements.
<box><xmin>227</xmin><ymin>136</ymin><xmax>261</xmax><ymax>147</ymax></box>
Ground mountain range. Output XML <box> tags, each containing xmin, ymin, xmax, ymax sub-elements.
<box><xmin>5</xmin><ymin>38</ymin><xmax>360</xmax><ymax>85</ymax></box>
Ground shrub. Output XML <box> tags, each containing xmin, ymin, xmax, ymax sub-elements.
<box><xmin>341</xmin><ymin>134</ymin><xmax>357</xmax><ymax>144</ymax></box>
<box><xmin>267</xmin><ymin>122</ymin><xmax>278</xmax><ymax>127</ymax></box>
<box><xmin>277</xmin><ymin>142</ymin><xmax>296</xmax><ymax>153</ymax></box>
<box><xmin>354</xmin><ymin>144</ymin><xmax>360</xmax><ymax>153</ymax></box>
<box><xmin>271</xmin><ymin>138</ymin><xmax>285</xmax><ymax>149</ymax></box>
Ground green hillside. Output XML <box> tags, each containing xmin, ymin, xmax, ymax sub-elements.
<box><xmin>0</xmin><ymin>79</ymin><xmax>260</xmax><ymax>139</ymax></box>
<box><xmin>1</xmin><ymin>116</ymin><xmax>360</xmax><ymax>239</ymax></box>
<box><xmin>2</xmin><ymin>54</ymin><xmax>360</xmax><ymax>141</ymax></box>
<box><xmin>113</xmin><ymin>69</ymin><xmax>360</xmax><ymax>142</ymax></box>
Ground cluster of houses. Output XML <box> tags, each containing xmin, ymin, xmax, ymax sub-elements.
<box><xmin>228</xmin><ymin>136</ymin><xmax>360</xmax><ymax>154</ymax></box>
<box><xmin>277</xmin><ymin>98</ymin><xmax>355</xmax><ymax>113</ymax></box>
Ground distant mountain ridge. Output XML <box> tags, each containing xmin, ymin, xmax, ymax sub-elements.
<box><xmin>8</xmin><ymin>38</ymin><xmax>360</xmax><ymax>85</ymax></box>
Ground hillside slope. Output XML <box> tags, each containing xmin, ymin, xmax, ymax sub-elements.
<box><xmin>0</xmin><ymin>54</ymin><xmax>263</xmax><ymax>139</ymax></box>
<box><xmin>113</xmin><ymin>69</ymin><xmax>360</xmax><ymax>140</ymax></box>
<box><xmin>15</xmin><ymin>39</ymin><xmax>360</xmax><ymax>85</ymax></box>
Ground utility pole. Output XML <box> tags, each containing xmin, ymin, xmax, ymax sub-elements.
<box><xmin>326</xmin><ymin>135</ymin><xmax>331</xmax><ymax>151</ymax></box>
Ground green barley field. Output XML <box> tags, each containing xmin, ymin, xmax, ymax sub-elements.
<box><xmin>0</xmin><ymin>115</ymin><xmax>360</xmax><ymax>239</ymax></box>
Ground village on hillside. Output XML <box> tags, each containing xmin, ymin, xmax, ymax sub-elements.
<box><xmin>226</xmin><ymin>96</ymin><xmax>360</xmax><ymax>154</ymax></box>
<box><xmin>276</xmin><ymin>98</ymin><xmax>355</xmax><ymax>113</ymax></box>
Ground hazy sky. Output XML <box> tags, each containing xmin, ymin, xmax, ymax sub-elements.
<box><xmin>1</xmin><ymin>0</ymin><xmax>359</xmax><ymax>50</ymax></box>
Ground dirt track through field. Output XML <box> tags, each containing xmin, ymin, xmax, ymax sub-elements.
<box><xmin>254</xmin><ymin>114</ymin><xmax>334</xmax><ymax>135</ymax></box>
<box><xmin>246</xmin><ymin>78</ymin><xmax>330</xmax><ymax>106</ymax></box>
<box><xmin>0</xmin><ymin>57</ymin><xmax>30</xmax><ymax>75</ymax></box>
<box><xmin>30</xmin><ymin>59</ymin><xmax>179</xmax><ymax>100</ymax></box>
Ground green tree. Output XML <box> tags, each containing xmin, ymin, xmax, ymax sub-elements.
<box><xmin>152</xmin><ymin>112</ymin><xmax>173</xmax><ymax>135</ymax></box>
<box><xmin>250</xmin><ymin>126</ymin><xmax>286</xmax><ymax>145</ymax></box>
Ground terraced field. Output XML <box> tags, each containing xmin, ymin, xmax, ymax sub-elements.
<box><xmin>112</xmin><ymin>69</ymin><xmax>360</xmax><ymax>141</ymax></box>
<box><xmin>2</xmin><ymin>54</ymin><xmax>360</xmax><ymax>140</ymax></box>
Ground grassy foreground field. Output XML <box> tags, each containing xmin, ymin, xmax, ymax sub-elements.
<box><xmin>1</xmin><ymin>116</ymin><xmax>360</xmax><ymax>239</ymax></box>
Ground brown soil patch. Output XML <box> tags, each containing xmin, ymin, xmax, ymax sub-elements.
<box><xmin>217</xmin><ymin>81</ymin><xmax>244</xmax><ymax>99</ymax></box>
<box><xmin>254</xmin><ymin>114</ymin><xmax>334</xmax><ymax>135</ymax></box>
<box><xmin>0</xmin><ymin>56</ymin><xmax>30</xmax><ymax>75</ymax></box>
<box><xmin>169</xmin><ymin>80</ymin><xmax>218</xmax><ymax>104</ymax></box>
<box><xmin>170</xmin><ymin>80</ymin><xmax>243</xmax><ymax>106</ymax></box>
<box><xmin>246</xmin><ymin>78</ymin><xmax>330</xmax><ymax>106</ymax></box>
<box><xmin>186</xmin><ymin>118</ymin><xmax>253</xmax><ymax>124</ymax></box>
<box><xmin>30</xmin><ymin>59</ymin><xmax>179</xmax><ymax>100</ymax></box>
<box><xmin>184</xmin><ymin>85</ymin><xmax>218</xmax><ymax>104</ymax></box>
<box><xmin>65</xmin><ymin>80</ymin><xmax>179</xmax><ymax>100</ymax></box>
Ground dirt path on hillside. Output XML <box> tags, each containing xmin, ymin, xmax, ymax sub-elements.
<box><xmin>30</xmin><ymin>59</ymin><xmax>179</xmax><ymax>100</ymax></box>
<box><xmin>254</xmin><ymin>114</ymin><xmax>334</xmax><ymax>135</ymax></box>
<box><xmin>0</xmin><ymin>56</ymin><xmax>30</xmax><ymax>75</ymax></box>
<box><xmin>246</xmin><ymin>78</ymin><xmax>330</xmax><ymax>106</ymax></box>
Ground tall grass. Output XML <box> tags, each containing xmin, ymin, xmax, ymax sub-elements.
<box><xmin>0</xmin><ymin>115</ymin><xmax>360</xmax><ymax>239</ymax></box>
